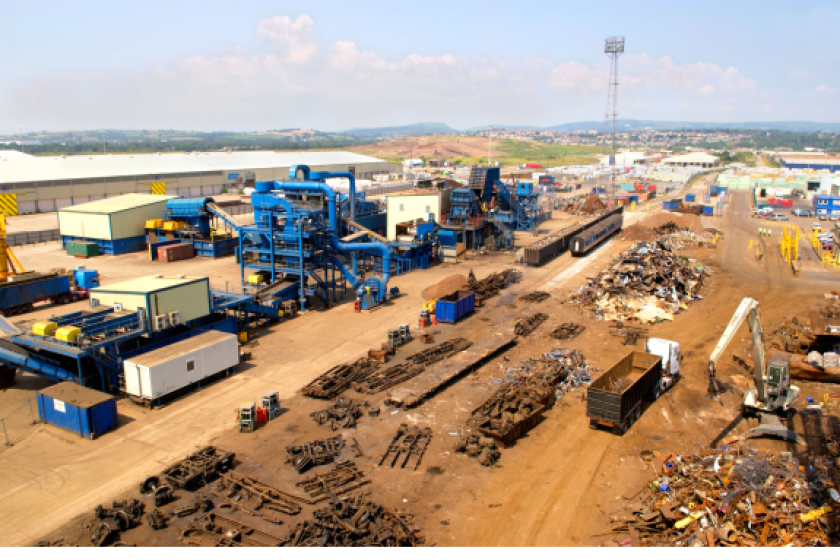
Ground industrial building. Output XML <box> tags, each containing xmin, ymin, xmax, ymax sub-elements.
<box><xmin>661</xmin><ymin>152</ymin><xmax>720</xmax><ymax>168</ymax></box>
<box><xmin>58</xmin><ymin>193</ymin><xmax>176</xmax><ymax>254</ymax></box>
<box><xmin>386</xmin><ymin>191</ymin><xmax>451</xmax><ymax>240</ymax></box>
<box><xmin>0</xmin><ymin>151</ymin><xmax>399</xmax><ymax>214</ymax></box>
<box><xmin>781</xmin><ymin>157</ymin><xmax>840</xmax><ymax>173</ymax></box>
<box><xmin>598</xmin><ymin>152</ymin><xmax>659</xmax><ymax>166</ymax></box>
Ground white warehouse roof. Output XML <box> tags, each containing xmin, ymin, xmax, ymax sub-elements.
<box><xmin>0</xmin><ymin>150</ymin><xmax>33</xmax><ymax>160</ymax></box>
<box><xmin>59</xmin><ymin>193</ymin><xmax>176</xmax><ymax>214</ymax></box>
<box><xmin>0</xmin><ymin>150</ymin><xmax>389</xmax><ymax>185</ymax></box>
<box><xmin>661</xmin><ymin>153</ymin><xmax>720</xmax><ymax>165</ymax></box>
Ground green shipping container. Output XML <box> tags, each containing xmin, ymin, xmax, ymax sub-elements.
<box><xmin>66</xmin><ymin>241</ymin><xmax>99</xmax><ymax>257</ymax></box>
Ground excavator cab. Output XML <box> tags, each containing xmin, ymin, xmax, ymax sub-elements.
<box><xmin>765</xmin><ymin>355</ymin><xmax>790</xmax><ymax>399</ymax></box>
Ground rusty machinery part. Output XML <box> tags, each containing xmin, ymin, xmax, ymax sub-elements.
<box><xmin>351</xmin><ymin>363</ymin><xmax>424</xmax><ymax>394</ymax></box>
<box><xmin>154</xmin><ymin>485</ymin><xmax>174</xmax><ymax>507</ymax></box>
<box><xmin>89</xmin><ymin>519</ymin><xmax>121</xmax><ymax>547</ymax></box>
<box><xmin>285</xmin><ymin>437</ymin><xmax>345</xmax><ymax>474</ymax></box>
<box><xmin>188</xmin><ymin>513</ymin><xmax>286</xmax><ymax>547</ymax></box>
<box><xmin>378</xmin><ymin>424</ymin><xmax>433</xmax><ymax>471</ymax></box>
<box><xmin>160</xmin><ymin>446</ymin><xmax>235</xmax><ymax>490</ymax></box>
<box><xmin>295</xmin><ymin>461</ymin><xmax>371</xmax><ymax>500</ymax></box>
<box><xmin>216</xmin><ymin>496</ymin><xmax>284</xmax><ymax>524</ymax></box>
<box><xmin>609</xmin><ymin>324</ymin><xmax>647</xmax><ymax>346</ymax></box>
<box><xmin>310</xmin><ymin>396</ymin><xmax>369</xmax><ymax>431</ymax></box>
<box><xmin>406</xmin><ymin>337</ymin><xmax>472</xmax><ymax>366</ymax></box>
<box><xmin>302</xmin><ymin>357</ymin><xmax>379</xmax><ymax>399</ymax></box>
<box><xmin>173</xmin><ymin>492</ymin><xmax>214</xmax><ymax>518</ymax></box>
<box><xmin>552</xmin><ymin>322</ymin><xmax>587</xmax><ymax>341</ymax></box>
<box><xmin>514</xmin><ymin>313</ymin><xmax>549</xmax><ymax>337</ymax></box>
<box><xmin>218</xmin><ymin>471</ymin><xmax>305</xmax><ymax>512</ymax></box>
<box><xmin>139</xmin><ymin>476</ymin><xmax>160</xmax><ymax>495</ymax></box>
<box><xmin>93</xmin><ymin>499</ymin><xmax>144</xmax><ymax>533</ymax></box>
<box><xmin>455</xmin><ymin>434</ymin><xmax>501</xmax><ymax>467</ymax></box>
<box><xmin>281</xmin><ymin>494</ymin><xmax>424</xmax><ymax>547</ymax></box>
<box><xmin>467</xmin><ymin>268</ymin><xmax>522</xmax><ymax>300</ymax></box>
<box><xmin>146</xmin><ymin>509</ymin><xmax>167</xmax><ymax>531</ymax></box>
<box><xmin>519</xmin><ymin>291</ymin><xmax>551</xmax><ymax>304</ymax></box>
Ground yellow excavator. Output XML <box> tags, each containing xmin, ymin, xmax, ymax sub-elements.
<box><xmin>0</xmin><ymin>216</ymin><xmax>26</xmax><ymax>281</ymax></box>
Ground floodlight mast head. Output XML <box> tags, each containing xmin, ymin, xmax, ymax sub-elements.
<box><xmin>605</xmin><ymin>36</ymin><xmax>625</xmax><ymax>54</ymax></box>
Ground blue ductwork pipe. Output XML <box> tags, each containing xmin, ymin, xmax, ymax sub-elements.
<box><xmin>254</xmin><ymin>168</ymin><xmax>390</xmax><ymax>300</ymax></box>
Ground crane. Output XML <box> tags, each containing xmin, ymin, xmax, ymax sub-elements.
<box><xmin>707</xmin><ymin>297</ymin><xmax>802</xmax><ymax>443</ymax></box>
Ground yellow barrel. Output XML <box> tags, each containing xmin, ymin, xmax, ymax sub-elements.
<box><xmin>54</xmin><ymin>326</ymin><xmax>81</xmax><ymax>343</ymax></box>
<box><xmin>32</xmin><ymin>322</ymin><xmax>58</xmax><ymax>337</ymax></box>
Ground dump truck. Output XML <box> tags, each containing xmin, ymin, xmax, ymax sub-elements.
<box><xmin>587</xmin><ymin>351</ymin><xmax>662</xmax><ymax>435</ymax></box>
<box><xmin>0</xmin><ymin>269</ymin><xmax>99</xmax><ymax>316</ymax></box>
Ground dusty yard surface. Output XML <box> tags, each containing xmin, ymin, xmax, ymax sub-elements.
<box><xmin>2</xmin><ymin>188</ymin><xmax>838</xmax><ymax>547</ymax></box>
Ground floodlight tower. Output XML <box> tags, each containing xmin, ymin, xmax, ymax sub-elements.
<box><xmin>604</xmin><ymin>36</ymin><xmax>624</xmax><ymax>193</ymax></box>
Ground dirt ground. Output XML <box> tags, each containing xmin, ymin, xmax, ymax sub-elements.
<box><xmin>3</xmin><ymin>188</ymin><xmax>839</xmax><ymax>547</ymax></box>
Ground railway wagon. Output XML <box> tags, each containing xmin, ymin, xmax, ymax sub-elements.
<box><xmin>523</xmin><ymin>205</ymin><xmax>623</xmax><ymax>266</ymax></box>
<box><xmin>570</xmin><ymin>213</ymin><xmax>623</xmax><ymax>256</ymax></box>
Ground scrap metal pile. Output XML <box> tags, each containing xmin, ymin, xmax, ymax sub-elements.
<box><xmin>609</xmin><ymin>448</ymin><xmax>839</xmax><ymax>546</ymax></box>
<box><xmin>520</xmin><ymin>291</ymin><xmax>551</xmax><ymax>304</ymax></box>
<box><xmin>551</xmin><ymin>322</ymin><xmax>586</xmax><ymax>341</ymax></box>
<box><xmin>467</xmin><ymin>268</ymin><xmax>522</xmax><ymax>300</ymax></box>
<box><xmin>514</xmin><ymin>313</ymin><xmax>549</xmax><ymax>337</ymax></box>
<box><xmin>158</xmin><ymin>446</ymin><xmax>235</xmax><ymax>490</ymax></box>
<box><xmin>310</xmin><ymin>396</ymin><xmax>379</xmax><ymax>431</ymax></box>
<box><xmin>379</xmin><ymin>424</ymin><xmax>433</xmax><ymax>470</ymax></box>
<box><xmin>281</xmin><ymin>494</ymin><xmax>425</xmax><ymax>546</ymax></box>
<box><xmin>302</xmin><ymin>357</ymin><xmax>379</xmax><ymax>399</ymax></box>
<box><xmin>295</xmin><ymin>461</ymin><xmax>371</xmax><ymax>500</ymax></box>
<box><xmin>286</xmin><ymin>437</ymin><xmax>345</xmax><ymax>474</ymax></box>
<box><xmin>457</xmin><ymin>349</ymin><xmax>592</xmax><ymax>464</ymax></box>
<box><xmin>572</xmin><ymin>241</ymin><xmax>708</xmax><ymax>324</ymax></box>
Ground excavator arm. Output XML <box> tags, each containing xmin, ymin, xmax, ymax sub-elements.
<box><xmin>706</xmin><ymin>297</ymin><xmax>764</xmax><ymax>403</ymax></box>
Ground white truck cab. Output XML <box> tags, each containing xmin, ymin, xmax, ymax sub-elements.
<box><xmin>645</xmin><ymin>338</ymin><xmax>681</xmax><ymax>398</ymax></box>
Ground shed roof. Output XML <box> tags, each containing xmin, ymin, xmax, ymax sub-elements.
<box><xmin>661</xmin><ymin>153</ymin><xmax>720</xmax><ymax>164</ymax></box>
<box><xmin>91</xmin><ymin>275</ymin><xmax>207</xmax><ymax>295</ymax></box>
<box><xmin>0</xmin><ymin>150</ymin><xmax>33</xmax><ymax>160</ymax></box>
<box><xmin>124</xmin><ymin>330</ymin><xmax>236</xmax><ymax>367</ymax></box>
<box><xmin>0</xmin><ymin>150</ymin><xmax>389</xmax><ymax>185</ymax></box>
<box><xmin>58</xmin><ymin>193</ymin><xmax>176</xmax><ymax>214</ymax></box>
<box><xmin>38</xmin><ymin>382</ymin><xmax>113</xmax><ymax>408</ymax></box>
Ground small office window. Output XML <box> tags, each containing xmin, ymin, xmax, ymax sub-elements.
<box><xmin>399</xmin><ymin>204</ymin><xmax>404</xmax><ymax>211</ymax></box>
<box><xmin>425</xmin><ymin>205</ymin><xmax>431</xmax><ymax>213</ymax></box>
<box><xmin>186</xmin><ymin>360</ymin><xmax>196</xmax><ymax>372</ymax></box>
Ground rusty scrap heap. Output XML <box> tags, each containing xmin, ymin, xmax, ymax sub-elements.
<box><xmin>282</xmin><ymin>495</ymin><xmax>425</xmax><ymax>546</ymax></box>
<box><xmin>610</xmin><ymin>449</ymin><xmax>839</xmax><ymax>546</ymax></box>
<box><xmin>572</xmin><ymin>241</ymin><xmax>708</xmax><ymax>324</ymax></box>
<box><xmin>467</xmin><ymin>268</ymin><xmax>522</xmax><ymax>300</ymax></box>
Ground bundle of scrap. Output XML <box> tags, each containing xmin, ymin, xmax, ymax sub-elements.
<box><xmin>467</xmin><ymin>268</ymin><xmax>522</xmax><ymax>300</ymax></box>
<box><xmin>572</xmin><ymin>241</ymin><xmax>708</xmax><ymax>324</ymax></box>
<box><xmin>281</xmin><ymin>494</ymin><xmax>425</xmax><ymax>546</ymax></box>
<box><xmin>302</xmin><ymin>357</ymin><xmax>379</xmax><ymax>399</ymax></box>
<box><xmin>607</xmin><ymin>449</ymin><xmax>838</xmax><ymax>547</ymax></box>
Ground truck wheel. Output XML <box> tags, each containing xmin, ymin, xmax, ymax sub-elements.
<box><xmin>60</xmin><ymin>296</ymin><xmax>71</xmax><ymax>305</ymax></box>
<box><xmin>71</xmin><ymin>294</ymin><xmax>79</xmax><ymax>302</ymax></box>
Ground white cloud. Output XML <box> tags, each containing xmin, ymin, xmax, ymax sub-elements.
<box><xmin>256</xmin><ymin>14</ymin><xmax>318</xmax><ymax>64</ymax></box>
<box><xmin>816</xmin><ymin>85</ymin><xmax>838</xmax><ymax>94</ymax></box>
<box><xmin>550</xmin><ymin>61</ymin><xmax>607</xmax><ymax>95</ymax></box>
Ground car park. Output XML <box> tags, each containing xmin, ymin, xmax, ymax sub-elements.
<box><xmin>771</xmin><ymin>214</ymin><xmax>789</xmax><ymax>221</ymax></box>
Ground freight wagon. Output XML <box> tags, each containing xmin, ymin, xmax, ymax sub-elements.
<box><xmin>0</xmin><ymin>269</ymin><xmax>99</xmax><ymax>316</ymax></box>
<box><xmin>570</xmin><ymin>213</ymin><xmax>623</xmax><ymax>256</ymax></box>
<box><xmin>523</xmin><ymin>206</ymin><xmax>623</xmax><ymax>266</ymax></box>
<box><xmin>587</xmin><ymin>351</ymin><xmax>662</xmax><ymax>435</ymax></box>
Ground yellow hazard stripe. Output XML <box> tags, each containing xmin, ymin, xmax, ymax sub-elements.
<box><xmin>151</xmin><ymin>182</ymin><xmax>166</xmax><ymax>195</ymax></box>
<box><xmin>0</xmin><ymin>194</ymin><xmax>18</xmax><ymax>216</ymax></box>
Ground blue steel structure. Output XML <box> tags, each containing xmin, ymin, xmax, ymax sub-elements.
<box><xmin>146</xmin><ymin>197</ymin><xmax>238</xmax><ymax>260</ymax></box>
<box><xmin>234</xmin><ymin>165</ymin><xmax>436</xmax><ymax>312</ymax></box>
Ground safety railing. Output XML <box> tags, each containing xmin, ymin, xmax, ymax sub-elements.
<box><xmin>1</xmin><ymin>398</ymin><xmax>37</xmax><ymax>447</ymax></box>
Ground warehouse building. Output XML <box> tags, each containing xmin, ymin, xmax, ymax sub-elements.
<box><xmin>661</xmin><ymin>152</ymin><xmax>720</xmax><ymax>168</ymax></box>
<box><xmin>0</xmin><ymin>151</ymin><xmax>399</xmax><ymax>215</ymax></box>
<box><xmin>385</xmin><ymin>191</ymin><xmax>451</xmax><ymax>240</ymax></box>
<box><xmin>58</xmin><ymin>193</ymin><xmax>176</xmax><ymax>254</ymax></box>
<box><xmin>89</xmin><ymin>275</ymin><xmax>211</xmax><ymax>332</ymax></box>
<box><xmin>781</xmin><ymin>158</ymin><xmax>840</xmax><ymax>173</ymax></box>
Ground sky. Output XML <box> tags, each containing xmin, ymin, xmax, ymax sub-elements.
<box><xmin>1</xmin><ymin>0</ymin><xmax>839</xmax><ymax>134</ymax></box>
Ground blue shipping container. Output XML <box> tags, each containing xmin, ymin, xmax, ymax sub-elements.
<box><xmin>37</xmin><ymin>382</ymin><xmax>117</xmax><ymax>439</ymax></box>
<box><xmin>685</xmin><ymin>193</ymin><xmax>696</xmax><ymax>202</ymax></box>
<box><xmin>435</xmin><ymin>290</ymin><xmax>476</xmax><ymax>323</ymax></box>
<box><xmin>702</xmin><ymin>206</ymin><xmax>714</xmax><ymax>216</ymax></box>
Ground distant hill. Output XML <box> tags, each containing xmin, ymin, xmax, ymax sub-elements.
<box><xmin>341</xmin><ymin>122</ymin><xmax>458</xmax><ymax>137</ymax></box>
<box><xmin>465</xmin><ymin>120</ymin><xmax>840</xmax><ymax>133</ymax></box>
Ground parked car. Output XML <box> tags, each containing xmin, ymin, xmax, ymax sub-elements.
<box><xmin>813</xmin><ymin>223</ymin><xmax>823</xmax><ymax>231</ymax></box>
<box><xmin>792</xmin><ymin>208</ymin><xmax>812</xmax><ymax>217</ymax></box>
<box><xmin>756</xmin><ymin>207</ymin><xmax>773</xmax><ymax>217</ymax></box>
<box><xmin>771</xmin><ymin>214</ymin><xmax>789</xmax><ymax>221</ymax></box>
<box><xmin>820</xmin><ymin>214</ymin><xmax>828</xmax><ymax>221</ymax></box>
<box><xmin>822</xmin><ymin>240</ymin><xmax>833</xmax><ymax>251</ymax></box>
<box><xmin>830</xmin><ymin>215</ymin><xmax>839</xmax><ymax>222</ymax></box>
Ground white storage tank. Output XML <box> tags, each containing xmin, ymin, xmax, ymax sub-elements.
<box><xmin>122</xmin><ymin>330</ymin><xmax>239</xmax><ymax>403</ymax></box>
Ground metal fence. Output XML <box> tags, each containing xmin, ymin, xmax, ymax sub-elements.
<box><xmin>5</xmin><ymin>229</ymin><xmax>61</xmax><ymax>247</ymax></box>
<box><xmin>1</xmin><ymin>398</ymin><xmax>37</xmax><ymax>447</ymax></box>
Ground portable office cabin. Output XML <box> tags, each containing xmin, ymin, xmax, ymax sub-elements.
<box><xmin>58</xmin><ymin>193</ymin><xmax>176</xmax><ymax>254</ymax></box>
<box><xmin>386</xmin><ymin>191</ymin><xmax>451</xmax><ymax>240</ymax></box>
<box><xmin>89</xmin><ymin>275</ymin><xmax>210</xmax><ymax>332</ymax></box>
<box><xmin>36</xmin><ymin>382</ymin><xmax>117</xmax><ymax>439</ymax></box>
<box><xmin>122</xmin><ymin>330</ymin><xmax>239</xmax><ymax>402</ymax></box>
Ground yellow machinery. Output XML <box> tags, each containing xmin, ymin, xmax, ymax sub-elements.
<box><xmin>0</xmin><ymin>215</ymin><xmax>26</xmax><ymax>281</ymax></box>
<box><xmin>779</xmin><ymin>225</ymin><xmax>799</xmax><ymax>265</ymax></box>
<box><xmin>54</xmin><ymin>326</ymin><xmax>81</xmax><ymax>343</ymax></box>
<box><xmin>145</xmin><ymin>219</ymin><xmax>164</xmax><ymax>229</ymax></box>
<box><xmin>32</xmin><ymin>322</ymin><xmax>58</xmax><ymax>337</ymax></box>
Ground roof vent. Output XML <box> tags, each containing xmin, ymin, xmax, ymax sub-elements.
<box><xmin>153</xmin><ymin>274</ymin><xmax>163</xmax><ymax>278</ymax></box>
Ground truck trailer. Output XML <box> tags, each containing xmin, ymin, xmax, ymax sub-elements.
<box><xmin>587</xmin><ymin>351</ymin><xmax>662</xmax><ymax>435</ymax></box>
<box><xmin>0</xmin><ymin>268</ymin><xmax>99</xmax><ymax>316</ymax></box>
